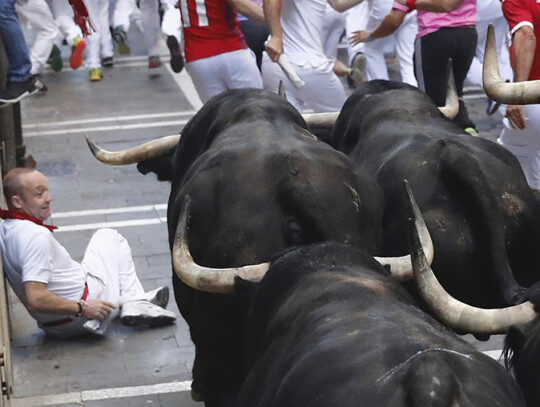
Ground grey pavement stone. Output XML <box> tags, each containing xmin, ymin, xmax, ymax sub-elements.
<box><xmin>159</xmin><ymin>391</ymin><xmax>201</xmax><ymax>407</ymax></box>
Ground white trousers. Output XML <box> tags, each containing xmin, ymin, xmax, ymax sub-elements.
<box><xmin>322</xmin><ymin>4</ymin><xmax>346</xmax><ymax>61</ymax></box>
<box><xmin>261</xmin><ymin>53</ymin><xmax>346</xmax><ymax>113</ymax></box>
<box><xmin>43</xmin><ymin>229</ymin><xmax>145</xmax><ymax>337</ymax></box>
<box><xmin>140</xmin><ymin>0</ymin><xmax>161</xmax><ymax>57</ymax></box>
<box><xmin>47</xmin><ymin>0</ymin><xmax>82</xmax><ymax>46</ymax></box>
<box><xmin>346</xmin><ymin>1</ymin><xmax>417</xmax><ymax>85</ymax></box>
<box><xmin>160</xmin><ymin>0</ymin><xmax>182</xmax><ymax>44</ymax></box>
<box><xmin>16</xmin><ymin>0</ymin><xmax>59</xmax><ymax>75</ymax></box>
<box><xmin>498</xmin><ymin>104</ymin><xmax>540</xmax><ymax>190</ymax></box>
<box><xmin>345</xmin><ymin>2</ymin><xmax>368</xmax><ymax>61</ymax></box>
<box><xmin>186</xmin><ymin>49</ymin><xmax>263</xmax><ymax>104</ymax></box>
<box><xmin>111</xmin><ymin>0</ymin><xmax>161</xmax><ymax>57</ymax></box>
<box><xmin>111</xmin><ymin>0</ymin><xmax>133</xmax><ymax>30</ymax></box>
<box><xmin>86</xmin><ymin>0</ymin><xmax>114</xmax><ymax>68</ymax></box>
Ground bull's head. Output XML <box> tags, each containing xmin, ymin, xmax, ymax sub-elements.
<box><xmin>408</xmin><ymin>193</ymin><xmax>537</xmax><ymax>336</ymax></box>
<box><xmin>483</xmin><ymin>24</ymin><xmax>540</xmax><ymax>105</ymax></box>
<box><xmin>171</xmin><ymin>182</ymin><xmax>434</xmax><ymax>293</ymax></box>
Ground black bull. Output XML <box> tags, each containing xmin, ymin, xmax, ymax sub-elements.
<box><xmin>331</xmin><ymin>80</ymin><xmax>540</xmax><ymax>309</ymax></box>
<box><xmin>235</xmin><ymin>242</ymin><xmax>526</xmax><ymax>407</ymax></box>
<box><xmin>136</xmin><ymin>89</ymin><xmax>385</xmax><ymax>406</ymax></box>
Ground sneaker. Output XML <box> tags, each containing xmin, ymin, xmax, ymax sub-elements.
<box><xmin>350</xmin><ymin>52</ymin><xmax>367</xmax><ymax>86</ymax></box>
<box><xmin>70</xmin><ymin>36</ymin><xmax>86</xmax><ymax>70</ymax></box>
<box><xmin>0</xmin><ymin>76</ymin><xmax>45</xmax><ymax>104</ymax></box>
<box><xmin>112</xmin><ymin>26</ymin><xmax>131</xmax><ymax>55</ymax></box>
<box><xmin>144</xmin><ymin>286</ymin><xmax>169</xmax><ymax>309</ymax></box>
<box><xmin>48</xmin><ymin>45</ymin><xmax>63</xmax><ymax>72</ymax></box>
<box><xmin>166</xmin><ymin>35</ymin><xmax>184</xmax><ymax>73</ymax></box>
<box><xmin>148</xmin><ymin>55</ymin><xmax>163</xmax><ymax>69</ymax></box>
<box><xmin>121</xmin><ymin>300</ymin><xmax>176</xmax><ymax>327</ymax></box>
<box><xmin>101</xmin><ymin>56</ymin><xmax>114</xmax><ymax>68</ymax></box>
<box><xmin>38</xmin><ymin>81</ymin><xmax>48</xmax><ymax>93</ymax></box>
<box><xmin>90</xmin><ymin>68</ymin><xmax>102</xmax><ymax>82</ymax></box>
<box><xmin>464</xmin><ymin>127</ymin><xmax>479</xmax><ymax>137</ymax></box>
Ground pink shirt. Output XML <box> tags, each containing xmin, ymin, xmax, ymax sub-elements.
<box><xmin>416</xmin><ymin>0</ymin><xmax>477</xmax><ymax>38</ymax></box>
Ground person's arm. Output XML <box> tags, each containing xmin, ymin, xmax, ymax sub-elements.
<box><xmin>228</xmin><ymin>0</ymin><xmax>266</xmax><ymax>24</ymax></box>
<box><xmin>349</xmin><ymin>8</ymin><xmax>405</xmax><ymax>45</ymax></box>
<box><xmin>24</xmin><ymin>281</ymin><xmax>116</xmax><ymax>321</ymax></box>
<box><xmin>327</xmin><ymin>0</ymin><xmax>365</xmax><ymax>13</ymax></box>
<box><xmin>506</xmin><ymin>25</ymin><xmax>536</xmax><ymax>130</ymax></box>
<box><xmin>263</xmin><ymin>0</ymin><xmax>284</xmax><ymax>62</ymax></box>
<box><xmin>394</xmin><ymin>0</ymin><xmax>465</xmax><ymax>13</ymax></box>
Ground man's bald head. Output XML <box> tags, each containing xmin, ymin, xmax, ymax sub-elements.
<box><xmin>3</xmin><ymin>167</ymin><xmax>39</xmax><ymax>208</ymax></box>
<box><xmin>3</xmin><ymin>168</ymin><xmax>52</xmax><ymax>221</ymax></box>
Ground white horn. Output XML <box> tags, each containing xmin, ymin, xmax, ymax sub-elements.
<box><xmin>172</xmin><ymin>197</ymin><xmax>270</xmax><ymax>294</ymax></box>
<box><xmin>483</xmin><ymin>24</ymin><xmax>540</xmax><ymax>104</ymax></box>
<box><xmin>438</xmin><ymin>60</ymin><xmax>459</xmax><ymax>119</ymax></box>
<box><xmin>302</xmin><ymin>112</ymin><xmax>340</xmax><ymax>128</ymax></box>
<box><xmin>86</xmin><ymin>134</ymin><xmax>180</xmax><ymax>165</ymax></box>
<box><xmin>409</xmin><ymin>204</ymin><xmax>537</xmax><ymax>335</ymax></box>
<box><xmin>374</xmin><ymin>180</ymin><xmax>434</xmax><ymax>281</ymax></box>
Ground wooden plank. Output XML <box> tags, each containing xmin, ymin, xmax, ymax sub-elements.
<box><xmin>0</xmin><ymin>163</ymin><xmax>12</xmax><ymax>406</ymax></box>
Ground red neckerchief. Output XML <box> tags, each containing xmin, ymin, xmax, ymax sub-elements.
<box><xmin>67</xmin><ymin>0</ymin><xmax>95</xmax><ymax>36</ymax></box>
<box><xmin>0</xmin><ymin>209</ymin><xmax>58</xmax><ymax>232</ymax></box>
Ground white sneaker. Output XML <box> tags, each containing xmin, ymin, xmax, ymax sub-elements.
<box><xmin>121</xmin><ymin>300</ymin><xmax>176</xmax><ymax>327</ymax></box>
<box><xmin>144</xmin><ymin>286</ymin><xmax>169</xmax><ymax>309</ymax></box>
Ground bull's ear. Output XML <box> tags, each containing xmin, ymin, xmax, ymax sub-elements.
<box><xmin>504</xmin><ymin>324</ymin><xmax>527</xmax><ymax>369</ymax></box>
<box><xmin>137</xmin><ymin>156</ymin><xmax>174</xmax><ymax>181</ymax></box>
<box><xmin>525</xmin><ymin>281</ymin><xmax>540</xmax><ymax>311</ymax></box>
<box><xmin>234</xmin><ymin>276</ymin><xmax>258</xmax><ymax>299</ymax></box>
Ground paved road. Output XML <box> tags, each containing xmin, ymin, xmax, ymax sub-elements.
<box><xmin>5</xmin><ymin>17</ymin><xmax>510</xmax><ymax>407</ymax></box>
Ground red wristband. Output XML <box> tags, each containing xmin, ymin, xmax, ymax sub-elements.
<box><xmin>406</xmin><ymin>0</ymin><xmax>417</xmax><ymax>10</ymax></box>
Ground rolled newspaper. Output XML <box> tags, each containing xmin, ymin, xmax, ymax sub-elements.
<box><xmin>265</xmin><ymin>41</ymin><xmax>305</xmax><ymax>89</ymax></box>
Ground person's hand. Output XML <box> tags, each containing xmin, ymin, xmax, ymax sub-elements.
<box><xmin>83</xmin><ymin>299</ymin><xmax>116</xmax><ymax>321</ymax></box>
<box><xmin>506</xmin><ymin>104</ymin><xmax>527</xmax><ymax>130</ymax></box>
<box><xmin>265</xmin><ymin>35</ymin><xmax>283</xmax><ymax>63</ymax></box>
<box><xmin>395</xmin><ymin>0</ymin><xmax>406</xmax><ymax>5</ymax></box>
<box><xmin>349</xmin><ymin>30</ymin><xmax>369</xmax><ymax>46</ymax></box>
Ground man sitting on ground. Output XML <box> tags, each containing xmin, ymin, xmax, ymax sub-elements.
<box><xmin>0</xmin><ymin>167</ymin><xmax>176</xmax><ymax>337</ymax></box>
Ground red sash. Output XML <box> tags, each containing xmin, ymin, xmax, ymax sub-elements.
<box><xmin>0</xmin><ymin>209</ymin><xmax>57</xmax><ymax>232</ymax></box>
<box><xmin>67</xmin><ymin>0</ymin><xmax>95</xmax><ymax>36</ymax></box>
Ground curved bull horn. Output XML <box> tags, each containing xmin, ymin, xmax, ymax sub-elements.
<box><xmin>172</xmin><ymin>197</ymin><xmax>270</xmax><ymax>294</ymax></box>
<box><xmin>409</xmin><ymin>206</ymin><xmax>537</xmax><ymax>335</ymax></box>
<box><xmin>374</xmin><ymin>180</ymin><xmax>434</xmax><ymax>281</ymax></box>
<box><xmin>86</xmin><ymin>134</ymin><xmax>180</xmax><ymax>165</ymax></box>
<box><xmin>483</xmin><ymin>24</ymin><xmax>540</xmax><ymax>105</ymax></box>
<box><xmin>302</xmin><ymin>112</ymin><xmax>340</xmax><ymax>128</ymax></box>
<box><xmin>438</xmin><ymin>60</ymin><xmax>459</xmax><ymax>119</ymax></box>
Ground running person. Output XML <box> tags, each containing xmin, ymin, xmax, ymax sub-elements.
<box><xmin>263</xmin><ymin>0</ymin><xmax>363</xmax><ymax>113</ymax></box>
<box><xmin>178</xmin><ymin>0</ymin><xmax>265</xmax><ymax>103</ymax></box>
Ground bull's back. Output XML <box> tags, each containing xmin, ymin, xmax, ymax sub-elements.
<box><xmin>342</xmin><ymin>121</ymin><xmax>540</xmax><ymax>306</ymax></box>
<box><xmin>237</xmin><ymin>261</ymin><xmax>525</xmax><ymax>407</ymax></box>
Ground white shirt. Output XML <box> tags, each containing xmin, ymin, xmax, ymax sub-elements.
<box><xmin>281</xmin><ymin>0</ymin><xmax>331</xmax><ymax>67</ymax></box>
<box><xmin>0</xmin><ymin>219</ymin><xmax>86</xmax><ymax>326</ymax></box>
